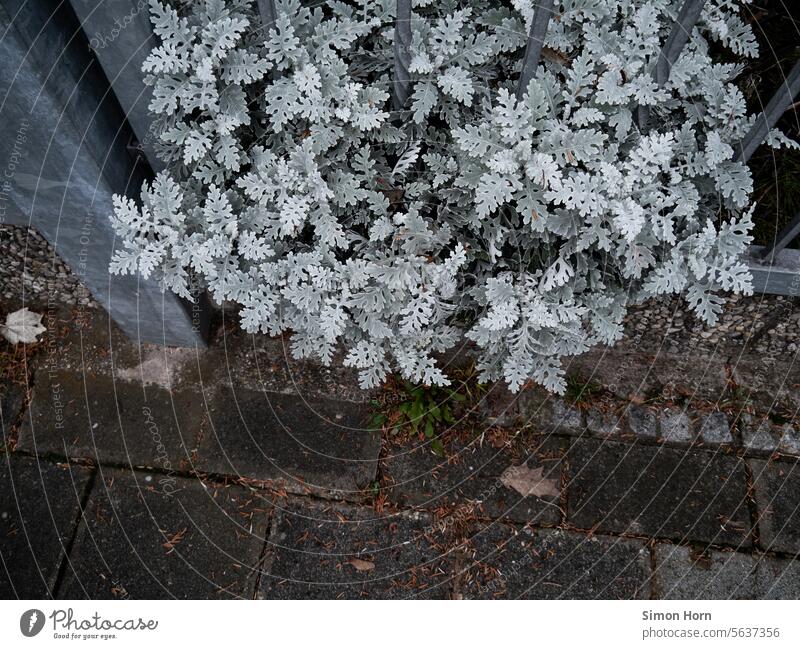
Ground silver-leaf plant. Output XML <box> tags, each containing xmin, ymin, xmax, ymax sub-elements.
<box><xmin>110</xmin><ymin>0</ymin><xmax>796</xmax><ymax>393</ymax></box>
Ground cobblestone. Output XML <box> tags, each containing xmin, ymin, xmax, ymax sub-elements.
<box><xmin>660</xmin><ymin>408</ymin><xmax>693</xmax><ymax>443</ymax></box>
<box><xmin>741</xmin><ymin>415</ymin><xmax>781</xmax><ymax>452</ymax></box>
<box><xmin>586</xmin><ymin>407</ymin><xmax>623</xmax><ymax>437</ymax></box>
<box><xmin>699</xmin><ymin>412</ymin><xmax>734</xmax><ymax>445</ymax></box>
<box><xmin>652</xmin><ymin>544</ymin><xmax>800</xmax><ymax>599</ymax></box>
<box><xmin>549</xmin><ymin>400</ymin><xmax>584</xmax><ymax>434</ymax></box>
<box><xmin>627</xmin><ymin>405</ymin><xmax>658</xmax><ymax>439</ymax></box>
<box><xmin>777</xmin><ymin>424</ymin><xmax>800</xmax><ymax>456</ymax></box>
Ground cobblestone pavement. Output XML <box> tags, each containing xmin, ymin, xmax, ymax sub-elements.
<box><xmin>1</xmin><ymin>299</ymin><xmax>799</xmax><ymax>600</ymax></box>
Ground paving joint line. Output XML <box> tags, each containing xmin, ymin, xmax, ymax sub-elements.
<box><xmin>51</xmin><ymin>464</ymin><xmax>97</xmax><ymax>597</ymax></box>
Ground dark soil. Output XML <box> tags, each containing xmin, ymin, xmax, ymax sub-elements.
<box><xmin>744</xmin><ymin>1</ymin><xmax>800</xmax><ymax>247</ymax></box>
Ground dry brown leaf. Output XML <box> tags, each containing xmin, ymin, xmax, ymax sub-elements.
<box><xmin>541</xmin><ymin>47</ymin><xmax>571</xmax><ymax>66</ymax></box>
<box><xmin>347</xmin><ymin>558</ymin><xmax>375</xmax><ymax>572</ymax></box>
<box><xmin>499</xmin><ymin>464</ymin><xmax>560</xmax><ymax>499</ymax></box>
<box><xmin>162</xmin><ymin>528</ymin><xmax>187</xmax><ymax>554</ymax></box>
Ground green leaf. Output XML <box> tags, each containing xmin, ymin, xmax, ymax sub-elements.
<box><xmin>424</xmin><ymin>418</ymin><xmax>435</xmax><ymax>438</ymax></box>
<box><xmin>409</xmin><ymin>399</ymin><xmax>424</xmax><ymax>422</ymax></box>
<box><xmin>430</xmin><ymin>439</ymin><xmax>445</xmax><ymax>457</ymax></box>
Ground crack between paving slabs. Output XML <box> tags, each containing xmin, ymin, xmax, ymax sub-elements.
<box><xmin>52</xmin><ymin>464</ymin><xmax>97</xmax><ymax>597</ymax></box>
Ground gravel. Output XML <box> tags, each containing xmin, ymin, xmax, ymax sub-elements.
<box><xmin>0</xmin><ymin>225</ymin><xmax>96</xmax><ymax>308</ymax></box>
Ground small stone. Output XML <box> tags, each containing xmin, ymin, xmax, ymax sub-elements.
<box><xmin>586</xmin><ymin>408</ymin><xmax>621</xmax><ymax>437</ymax></box>
<box><xmin>660</xmin><ymin>408</ymin><xmax>692</xmax><ymax>443</ymax></box>
<box><xmin>627</xmin><ymin>405</ymin><xmax>657</xmax><ymax>439</ymax></box>
<box><xmin>740</xmin><ymin>415</ymin><xmax>778</xmax><ymax>452</ymax></box>
<box><xmin>551</xmin><ymin>399</ymin><xmax>584</xmax><ymax>434</ymax></box>
<box><xmin>699</xmin><ymin>412</ymin><xmax>732</xmax><ymax>445</ymax></box>
<box><xmin>777</xmin><ymin>424</ymin><xmax>800</xmax><ymax>456</ymax></box>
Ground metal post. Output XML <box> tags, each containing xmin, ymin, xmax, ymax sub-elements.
<box><xmin>759</xmin><ymin>213</ymin><xmax>800</xmax><ymax>264</ymax></box>
<box><xmin>393</xmin><ymin>0</ymin><xmax>412</xmax><ymax>112</ymax></box>
<box><xmin>256</xmin><ymin>0</ymin><xmax>277</xmax><ymax>34</ymax></box>
<box><xmin>734</xmin><ymin>59</ymin><xmax>800</xmax><ymax>164</ymax></box>
<box><xmin>654</xmin><ymin>0</ymin><xmax>708</xmax><ymax>87</ymax></box>
<box><xmin>516</xmin><ymin>0</ymin><xmax>555</xmax><ymax>102</ymax></box>
<box><xmin>638</xmin><ymin>0</ymin><xmax>708</xmax><ymax>130</ymax></box>
<box><xmin>737</xmin><ymin>60</ymin><xmax>800</xmax><ymax>263</ymax></box>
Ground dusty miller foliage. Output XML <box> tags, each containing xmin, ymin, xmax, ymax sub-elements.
<box><xmin>110</xmin><ymin>0</ymin><xmax>794</xmax><ymax>393</ymax></box>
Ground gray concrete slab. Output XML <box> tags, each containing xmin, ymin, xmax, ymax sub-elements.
<box><xmin>459</xmin><ymin>525</ymin><xmax>651</xmax><ymax>599</ymax></box>
<box><xmin>258</xmin><ymin>499</ymin><xmax>455</xmax><ymax>599</ymax></box>
<box><xmin>749</xmin><ymin>458</ymin><xmax>800</xmax><ymax>555</ymax></box>
<box><xmin>59</xmin><ymin>468</ymin><xmax>271</xmax><ymax>598</ymax></box>
<box><xmin>384</xmin><ymin>432</ymin><xmax>564</xmax><ymax>525</ymax></box>
<box><xmin>0</xmin><ymin>454</ymin><xmax>92</xmax><ymax>597</ymax></box>
<box><xmin>196</xmin><ymin>388</ymin><xmax>380</xmax><ymax>497</ymax></box>
<box><xmin>566</xmin><ymin>439</ymin><xmax>752</xmax><ymax>546</ymax></box>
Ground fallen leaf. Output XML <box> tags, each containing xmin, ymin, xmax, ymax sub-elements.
<box><xmin>499</xmin><ymin>464</ymin><xmax>560</xmax><ymax>499</ymax></box>
<box><xmin>541</xmin><ymin>47</ymin><xmax>571</xmax><ymax>67</ymax></box>
<box><xmin>347</xmin><ymin>558</ymin><xmax>375</xmax><ymax>572</ymax></box>
<box><xmin>162</xmin><ymin>528</ymin><xmax>187</xmax><ymax>554</ymax></box>
<box><xmin>1</xmin><ymin>308</ymin><xmax>46</xmax><ymax>344</ymax></box>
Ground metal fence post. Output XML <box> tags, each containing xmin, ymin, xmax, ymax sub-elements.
<box><xmin>393</xmin><ymin>0</ymin><xmax>412</xmax><ymax>112</ymax></box>
<box><xmin>735</xmin><ymin>59</ymin><xmax>800</xmax><ymax>164</ymax></box>
<box><xmin>638</xmin><ymin>0</ymin><xmax>708</xmax><ymax>130</ymax></box>
<box><xmin>654</xmin><ymin>0</ymin><xmax>708</xmax><ymax>87</ymax></box>
<box><xmin>256</xmin><ymin>0</ymin><xmax>277</xmax><ymax>34</ymax></box>
<box><xmin>738</xmin><ymin>59</ymin><xmax>800</xmax><ymax>264</ymax></box>
<box><xmin>516</xmin><ymin>0</ymin><xmax>555</xmax><ymax>101</ymax></box>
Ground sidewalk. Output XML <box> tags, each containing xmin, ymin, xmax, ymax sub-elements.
<box><xmin>1</xmin><ymin>302</ymin><xmax>799</xmax><ymax>599</ymax></box>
